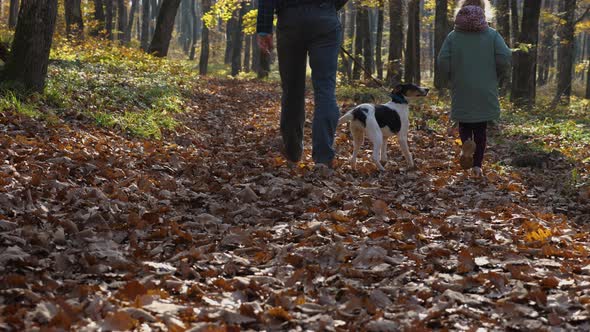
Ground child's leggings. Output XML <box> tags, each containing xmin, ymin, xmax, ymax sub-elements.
<box><xmin>459</xmin><ymin>122</ymin><xmax>487</xmax><ymax>168</ymax></box>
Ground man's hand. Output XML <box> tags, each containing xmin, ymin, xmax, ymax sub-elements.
<box><xmin>257</xmin><ymin>34</ymin><xmax>274</xmax><ymax>55</ymax></box>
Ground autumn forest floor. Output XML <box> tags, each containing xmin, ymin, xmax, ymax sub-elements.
<box><xmin>1</xmin><ymin>41</ymin><xmax>590</xmax><ymax>331</ymax></box>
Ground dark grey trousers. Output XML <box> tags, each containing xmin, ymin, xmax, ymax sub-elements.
<box><xmin>276</xmin><ymin>2</ymin><xmax>342</xmax><ymax>164</ymax></box>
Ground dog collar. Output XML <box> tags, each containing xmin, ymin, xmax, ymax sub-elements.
<box><xmin>390</xmin><ymin>93</ymin><xmax>408</xmax><ymax>104</ymax></box>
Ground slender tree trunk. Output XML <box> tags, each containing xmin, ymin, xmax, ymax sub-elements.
<box><xmin>495</xmin><ymin>0</ymin><xmax>510</xmax><ymax>95</ymax></box>
<box><xmin>225</xmin><ymin>13</ymin><xmax>237</xmax><ymax>65</ymax></box>
<box><xmin>189</xmin><ymin>0</ymin><xmax>198</xmax><ymax>60</ymax></box>
<box><xmin>405</xmin><ymin>0</ymin><xmax>420</xmax><ymax>85</ymax></box>
<box><xmin>8</xmin><ymin>0</ymin><xmax>18</xmax><ymax>29</ymax></box>
<box><xmin>65</xmin><ymin>0</ymin><xmax>84</xmax><ymax>39</ymax></box>
<box><xmin>554</xmin><ymin>0</ymin><xmax>576</xmax><ymax>105</ymax></box>
<box><xmin>105</xmin><ymin>0</ymin><xmax>114</xmax><ymax>40</ymax></box>
<box><xmin>3</xmin><ymin>0</ymin><xmax>58</xmax><ymax>93</ymax></box>
<box><xmin>537</xmin><ymin>0</ymin><xmax>555</xmax><ymax>87</ymax></box>
<box><xmin>510</xmin><ymin>0</ymin><xmax>519</xmax><ymax>48</ymax></box>
<box><xmin>141</xmin><ymin>0</ymin><xmax>150</xmax><ymax>50</ymax></box>
<box><xmin>375</xmin><ymin>1</ymin><xmax>384</xmax><ymax>79</ymax></box>
<box><xmin>434</xmin><ymin>0</ymin><xmax>448</xmax><ymax>91</ymax></box>
<box><xmin>231</xmin><ymin>4</ymin><xmax>245</xmax><ymax>76</ymax></box>
<box><xmin>361</xmin><ymin>7</ymin><xmax>374</xmax><ymax>80</ymax></box>
<box><xmin>352</xmin><ymin>4</ymin><xmax>366</xmax><ymax>80</ymax></box>
<box><xmin>92</xmin><ymin>0</ymin><xmax>106</xmax><ymax>36</ymax></box>
<box><xmin>586</xmin><ymin>53</ymin><xmax>590</xmax><ymax>98</ymax></box>
<box><xmin>199</xmin><ymin>0</ymin><xmax>211</xmax><ymax>74</ymax></box>
<box><xmin>345</xmin><ymin>1</ymin><xmax>354</xmax><ymax>79</ymax></box>
<box><xmin>117</xmin><ymin>0</ymin><xmax>128</xmax><ymax>41</ymax></box>
<box><xmin>149</xmin><ymin>0</ymin><xmax>181</xmax><ymax>57</ymax></box>
<box><xmin>124</xmin><ymin>0</ymin><xmax>138</xmax><ymax>44</ymax></box>
<box><xmin>338</xmin><ymin>4</ymin><xmax>350</xmax><ymax>82</ymax></box>
<box><xmin>510</xmin><ymin>0</ymin><xmax>541</xmax><ymax>108</ymax></box>
<box><xmin>386</xmin><ymin>0</ymin><xmax>403</xmax><ymax>85</ymax></box>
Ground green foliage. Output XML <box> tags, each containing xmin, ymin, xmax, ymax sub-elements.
<box><xmin>1</xmin><ymin>38</ymin><xmax>199</xmax><ymax>139</ymax></box>
<box><xmin>0</xmin><ymin>91</ymin><xmax>42</xmax><ymax>118</ymax></box>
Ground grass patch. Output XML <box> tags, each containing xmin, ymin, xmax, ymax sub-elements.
<box><xmin>0</xmin><ymin>37</ymin><xmax>199</xmax><ymax>139</ymax></box>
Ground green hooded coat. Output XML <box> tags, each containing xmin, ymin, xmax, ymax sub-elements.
<box><xmin>437</xmin><ymin>6</ymin><xmax>512</xmax><ymax>123</ymax></box>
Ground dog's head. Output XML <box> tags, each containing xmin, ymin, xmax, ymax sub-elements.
<box><xmin>391</xmin><ymin>83</ymin><xmax>430</xmax><ymax>99</ymax></box>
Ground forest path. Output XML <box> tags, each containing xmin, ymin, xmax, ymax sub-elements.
<box><xmin>1</xmin><ymin>78</ymin><xmax>589</xmax><ymax>331</ymax></box>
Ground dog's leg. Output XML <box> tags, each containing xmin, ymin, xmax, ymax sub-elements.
<box><xmin>398</xmin><ymin>132</ymin><xmax>414</xmax><ymax>169</ymax></box>
<box><xmin>380</xmin><ymin>137</ymin><xmax>388</xmax><ymax>163</ymax></box>
<box><xmin>366</xmin><ymin>119</ymin><xmax>385</xmax><ymax>171</ymax></box>
<box><xmin>350</xmin><ymin>123</ymin><xmax>364</xmax><ymax>169</ymax></box>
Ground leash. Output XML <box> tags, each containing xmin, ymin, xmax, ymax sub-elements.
<box><xmin>340</xmin><ymin>46</ymin><xmax>392</xmax><ymax>95</ymax></box>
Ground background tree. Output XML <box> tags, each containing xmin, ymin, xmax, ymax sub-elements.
<box><xmin>117</xmin><ymin>0</ymin><xmax>128</xmax><ymax>41</ymax></box>
<box><xmin>553</xmin><ymin>0</ymin><xmax>577</xmax><ymax>105</ymax></box>
<box><xmin>124</xmin><ymin>0</ymin><xmax>138</xmax><ymax>44</ymax></box>
<box><xmin>2</xmin><ymin>0</ymin><xmax>58</xmax><ymax>92</ymax></box>
<box><xmin>65</xmin><ymin>0</ymin><xmax>84</xmax><ymax>39</ymax></box>
<box><xmin>496</xmin><ymin>0</ymin><xmax>510</xmax><ymax>94</ymax></box>
<box><xmin>386</xmin><ymin>0</ymin><xmax>403</xmax><ymax>85</ymax></box>
<box><xmin>375</xmin><ymin>0</ymin><xmax>384</xmax><ymax>79</ymax></box>
<box><xmin>91</xmin><ymin>0</ymin><xmax>106</xmax><ymax>37</ymax></box>
<box><xmin>199</xmin><ymin>0</ymin><xmax>211</xmax><ymax>75</ymax></box>
<box><xmin>537</xmin><ymin>0</ymin><xmax>557</xmax><ymax>87</ymax></box>
<box><xmin>148</xmin><ymin>0</ymin><xmax>181</xmax><ymax>57</ymax></box>
<box><xmin>105</xmin><ymin>0</ymin><xmax>114</xmax><ymax>40</ymax></box>
<box><xmin>511</xmin><ymin>0</ymin><xmax>542</xmax><ymax>108</ymax></box>
<box><xmin>8</xmin><ymin>0</ymin><xmax>18</xmax><ymax>29</ymax></box>
<box><xmin>230</xmin><ymin>3</ymin><xmax>245</xmax><ymax>76</ymax></box>
<box><xmin>434</xmin><ymin>0</ymin><xmax>449</xmax><ymax>92</ymax></box>
<box><xmin>141</xmin><ymin>0</ymin><xmax>150</xmax><ymax>50</ymax></box>
<box><xmin>405</xmin><ymin>0</ymin><xmax>421</xmax><ymax>85</ymax></box>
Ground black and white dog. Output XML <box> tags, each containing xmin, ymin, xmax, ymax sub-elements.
<box><xmin>338</xmin><ymin>84</ymin><xmax>429</xmax><ymax>171</ymax></box>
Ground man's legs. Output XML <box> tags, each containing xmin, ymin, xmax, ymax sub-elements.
<box><xmin>308</xmin><ymin>14</ymin><xmax>342</xmax><ymax>165</ymax></box>
<box><xmin>277</xmin><ymin>23</ymin><xmax>307</xmax><ymax>162</ymax></box>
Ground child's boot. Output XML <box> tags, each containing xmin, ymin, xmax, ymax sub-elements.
<box><xmin>459</xmin><ymin>140</ymin><xmax>476</xmax><ymax>170</ymax></box>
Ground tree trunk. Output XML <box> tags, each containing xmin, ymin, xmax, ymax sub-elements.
<box><xmin>554</xmin><ymin>0</ymin><xmax>576</xmax><ymax>104</ymax></box>
<box><xmin>405</xmin><ymin>0</ymin><xmax>420</xmax><ymax>85</ymax></box>
<box><xmin>8</xmin><ymin>0</ymin><xmax>18</xmax><ymax>29</ymax></box>
<box><xmin>231</xmin><ymin>4</ymin><xmax>245</xmax><ymax>76</ymax></box>
<box><xmin>510</xmin><ymin>0</ymin><xmax>541</xmax><ymax>108</ymax></box>
<box><xmin>117</xmin><ymin>0</ymin><xmax>128</xmax><ymax>41</ymax></box>
<box><xmin>199</xmin><ymin>0</ymin><xmax>211</xmax><ymax>74</ymax></box>
<box><xmin>189</xmin><ymin>0</ymin><xmax>198</xmax><ymax>60</ymax></box>
<box><xmin>225</xmin><ymin>14</ymin><xmax>237</xmax><ymax>65</ymax></box>
<box><xmin>149</xmin><ymin>0</ymin><xmax>181</xmax><ymax>57</ymax></box>
<box><xmin>124</xmin><ymin>0</ymin><xmax>138</xmax><ymax>44</ymax></box>
<box><xmin>345</xmin><ymin>1</ymin><xmax>354</xmax><ymax>80</ymax></box>
<box><xmin>3</xmin><ymin>0</ymin><xmax>58</xmax><ymax>93</ymax></box>
<box><xmin>141</xmin><ymin>0</ymin><xmax>150</xmax><ymax>50</ymax></box>
<box><xmin>105</xmin><ymin>0</ymin><xmax>114</xmax><ymax>40</ymax></box>
<box><xmin>586</xmin><ymin>53</ymin><xmax>590</xmax><ymax>98</ymax></box>
<box><xmin>496</xmin><ymin>0</ymin><xmax>510</xmax><ymax>44</ymax></box>
<box><xmin>375</xmin><ymin>1</ymin><xmax>384</xmax><ymax>79</ymax></box>
<box><xmin>510</xmin><ymin>0</ymin><xmax>519</xmax><ymax>48</ymax></box>
<box><xmin>434</xmin><ymin>0</ymin><xmax>448</xmax><ymax>91</ymax></box>
<box><xmin>537</xmin><ymin>0</ymin><xmax>555</xmax><ymax>87</ymax></box>
<box><xmin>65</xmin><ymin>0</ymin><xmax>84</xmax><ymax>39</ymax></box>
<box><xmin>352</xmin><ymin>4</ymin><xmax>367</xmax><ymax>80</ymax></box>
<box><xmin>91</xmin><ymin>0</ymin><xmax>105</xmax><ymax>36</ymax></box>
<box><xmin>386</xmin><ymin>0</ymin><xmax>403</xmax><ymax>85</ymax></box>
<box><xmin>361</xmin><ymin>7</ymin><xmax>374</xmax><ymax>80</ymax></box>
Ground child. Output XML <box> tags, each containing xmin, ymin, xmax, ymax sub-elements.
<box><xmin>437</xmin><ymin>0</ymin><xmax>512</xmax><ymax>177</ymax></box>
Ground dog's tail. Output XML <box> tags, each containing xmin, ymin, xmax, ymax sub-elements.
<box><xmin>338</xmin><ymin>108</ymin><xmax>356</xmax><ymax>126</ymax></box>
